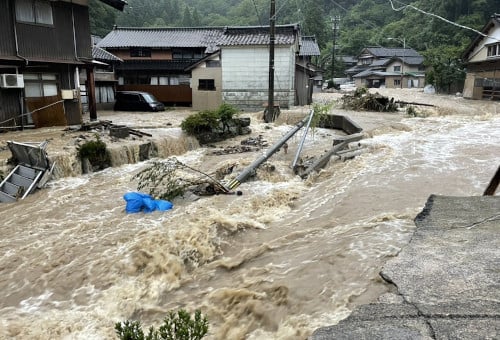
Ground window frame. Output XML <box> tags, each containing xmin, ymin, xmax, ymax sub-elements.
<box><xmin>198</xmin><ymin>79</ymin><xmax>216</xmax><ymax>91</ymax></box>
<box><xmin>15</xmin><ymin>0</ymin><xmax>54</xmax><ymax>26</ymax></box>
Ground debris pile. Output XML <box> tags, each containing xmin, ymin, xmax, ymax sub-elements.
<box><xmin>341</xmin><ymin>88</ymin><xmax>398</xmax><ymax>112</ymax></box>
<box><xmin>133</xmin><ymin>158</ymin><xmax>233</xmax><ymax>200</ymax></box>
<box><xmin>210</xmin><ymin>135</ymin><xmax>269</xmax><ymax>155</ymax></box>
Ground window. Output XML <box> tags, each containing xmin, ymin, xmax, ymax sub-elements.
<box><xmin>394</xmin><ymin>79</ymin><xmax>401</xmax><ymax>86</ymax></box>
<box><xmin>16</xmin><ymin>0</ymin><xmax>53</xmax><ymax>25</ymax></box>
<box><xmin>393</xmin><ymin>65</ymin><xmax>401</xmax><ymax>72</ymax></box>
<box><xmin>487</xmin><ymin>44</ymin><xmax>500</xmax><ymax>57</ymax></box>
<box><xmin>130</xmin><ymin>48</ymin><xmax>151</xmax><ymax>58</ymax></box>
<box><xmin>172</xmin><ymin>48</ymin><xmax>204</xmax><ymax>60</ymax></box>
<box><xmin>198</xmin><ymin>79</ymin><xmax>215</xmax><ymax>91</ymax></box>
<box><xmin>361</xmin><ymin>58</ymin><xmax>373</xmax><ymax>65</ymax></box>
<box><xmin>24</xmin><ymin>73</ymin><xmax>58</xmax><ymax>98</ymax></box>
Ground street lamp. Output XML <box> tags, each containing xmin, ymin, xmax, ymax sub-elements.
<box><xmin>388</xmin><ymin>37</ymin><xmax>405</xmax><ymax>89</ymax></box>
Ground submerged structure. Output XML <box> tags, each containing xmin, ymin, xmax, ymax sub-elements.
<box><xmin>0</xmin><ymin>141</ymin><xmax>53</xmax><ymax>203</ymax></box>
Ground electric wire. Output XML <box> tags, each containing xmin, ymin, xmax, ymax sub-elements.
<box><xmin>388</xmin><ymin>0</ymin><xmax>500</xmax><ymax>42</ymax></box>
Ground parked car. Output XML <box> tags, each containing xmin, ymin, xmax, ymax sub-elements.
<box><xmin>114</xmin><ymin>91</ymin><xmax>165</xmax><ymax>112</ymax></box>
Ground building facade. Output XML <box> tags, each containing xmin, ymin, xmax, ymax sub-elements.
<box><xmin>0</xmin><ymin>0</ymin><xmax>124</xmax><ymax>129</ymax></box>
<box><xmin>463</xmin><ymin>14</ymin><xmax>500</xmax><ymax>100</ymax></box>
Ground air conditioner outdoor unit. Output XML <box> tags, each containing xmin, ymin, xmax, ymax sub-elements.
<box><xmin>0</xmin><ymin>74</ymin><xmax>24</xmax><ymax>88</ymax></box>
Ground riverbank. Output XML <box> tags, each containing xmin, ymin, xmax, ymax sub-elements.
<box><xmin>311</xmin><ymin>194</ymin><xmax>500</xmax><ymax>339</ymax></box>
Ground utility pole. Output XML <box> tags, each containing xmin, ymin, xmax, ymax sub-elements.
<box><xmin>266</xmin><ymin>0</ymin><xmax>276</xmax><ymax>123</ymax></box>
<box><xmin>331</xmin><ymin>16</ymin><xmax>340</xmax><ymax>80</ymax></box>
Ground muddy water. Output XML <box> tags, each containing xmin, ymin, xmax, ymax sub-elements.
<box><xmin>0</xmin><ymin>92</ymin><xmax>499</xmax><ymax>339</ymax></box>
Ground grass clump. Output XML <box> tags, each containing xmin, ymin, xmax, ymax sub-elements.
<box><xmin>115</xmin><ymin>309</ymin><xmax>208</xmax><ymax>340</ymax></box>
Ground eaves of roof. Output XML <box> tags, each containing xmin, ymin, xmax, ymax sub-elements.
<box><xmin>116</xmin><ymin>60</ymin><xmax>194</xmax><ymax>71</ymax></box>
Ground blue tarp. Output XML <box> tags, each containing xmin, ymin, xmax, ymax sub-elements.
<box><xmin>123</xmin><ymin>192</ymin><xmax>173</xmax><ymax>213</ymax></box>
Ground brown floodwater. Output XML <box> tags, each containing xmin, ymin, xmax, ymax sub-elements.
<box><xmin>0</xmin><ymin>90</ymin><xmax>498</xmax><ymax>339</ymax></box>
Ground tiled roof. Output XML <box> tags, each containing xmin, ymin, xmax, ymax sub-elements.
<box><xmin>97</xmin><ymin>27</ymin><xmax>225</xmax><ymax>51</ymax></box>
<box><xmin>218</xmin><ymin>25</ymin><xmax>298</xmax><ymax>46</ymax></box>
<box><xmin>97</xmin><ymin>24</ymin><xmax>302</xmax><ymax>51</ymax></box>
<box><xmin>364</xmin><ymin>47</ymin><xmax>421</xmax><ymax>58</ymax></box>
<box><xmin>92</xmin><ymin>46</ymin><xmax>122</xmax><ymax>62</ymax></box>
<box><xmin>299</xmin><ymin>36</ymin><xmax>321</xmax><ymax>56</ymax></box>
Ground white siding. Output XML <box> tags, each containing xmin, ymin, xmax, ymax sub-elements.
<box><xmin>221</xmin><ymin>45</ymin><xmax>296</xmax><ymax>109</ymax></box>
<box><xmin>468</xmin><ymin>25</ymin><xmax>500</xmax><ymax>63</ymax></box>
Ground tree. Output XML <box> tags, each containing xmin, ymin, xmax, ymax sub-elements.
<box><xmin>423</xmin><ymin>46</ymin><xmax>466</xmax><ymax>94</ymax></box>
<box><xmin>89</xmin><ymin>0</ymin><xmax>118</xmax><ymax>36</ymax></box>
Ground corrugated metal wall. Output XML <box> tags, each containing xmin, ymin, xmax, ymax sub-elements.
<box><xmin>0</xmin><ymin>1</ymin><xmax>16</xmax><ymax>57</ymax></box>
<box><xmin>16</xmin><ymin>2</ymin><xmax>91</xmax><ymax>61</ymax></box>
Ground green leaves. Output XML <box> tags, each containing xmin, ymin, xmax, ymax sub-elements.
<box><xmin>115</xmin><ymin>309</ymin><xmax>209</xmax><ymax>340</ymax></box>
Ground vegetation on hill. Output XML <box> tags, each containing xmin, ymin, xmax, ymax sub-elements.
<box><xmin>90</xmin><ymin>0</ymin><xmax>497</xmax><ymax>92</ymax></box>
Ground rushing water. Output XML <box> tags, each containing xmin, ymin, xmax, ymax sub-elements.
<box><xmin>0</xmin><ymin>95</ymin><xmax>499</xmax><ymax>339</ymax></box>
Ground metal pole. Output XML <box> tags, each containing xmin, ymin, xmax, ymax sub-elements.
<box><xmin>226</xmin><ymin>115</ymin><xmax>310</xmax><ymax>190</ymax></box>
<box><xmin>291</xmin><ymin>109</ymin><xmax>314</xmax><ymax>168</ymax></box>
<box><xmin>266</xmin><ymin>0</ymin><xmax>276</xmax><ymax>123</ymax></box>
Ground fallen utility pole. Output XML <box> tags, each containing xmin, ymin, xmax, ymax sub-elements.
<box><xmin>298</xmin><ymin>133</ymin><xmax>364</xmax><ymax>178</ymax></box>
<box><xmin>226</xmin><ymin>115</ymin><xmax>310</xmax><ymax>190</ymax></box>
<box><xmin>395</xmin><ymin>100</ymin><xmax>435</xmax><ymax>107</ymax></box>
<box><xmin>483</xmin><ymin>165</ymin><xmax>500</xmax><ymax>196</ymax></box>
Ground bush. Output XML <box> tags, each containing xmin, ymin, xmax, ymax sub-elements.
<box><xmin>181</xmin><ymin>110</ymin><xmax>219</xmax><ymax>134</ymax></box>
<box><xmin>77</xmin><ymin>135</ymin><xmax>111</xmax><ymax>170</ymax></box>
<box><xmin>115</xmin><ymin>309</ymin><xmax>209</xmax><ymax>340</ymax></box>
<box><xmin>181</xmin><ymin>103</ymin><xmax>239</xmax><ymax>135</ymax></box>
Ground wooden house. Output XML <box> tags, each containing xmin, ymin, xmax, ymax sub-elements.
<box><xmin>0</xmin><ymin>0</ymin><xmax>125</xmax><ymax>129</ymax></box>
<box><xmin>462</xmin><ymin>14</ymin><xmax>500</xmax><ymax>100</ymax></box>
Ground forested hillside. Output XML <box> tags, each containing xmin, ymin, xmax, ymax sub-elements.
<box><xmin>90</xmin><ymin>0</ymin><xmax>497</xmax><ymax>87</ymax></box>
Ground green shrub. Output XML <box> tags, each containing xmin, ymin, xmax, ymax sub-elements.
<box><xmin>181</xmin><ymin>103</ymin><xmax>239</xmax><ymax>135</ymax></box>
<box><xmin>115</xmin><ymin>309</ymin><xmax>209</xmax><ymax>340</ymax></box>
<box><xmin>181</xmin><ymin>110</ymin><xmax>219</xmax><ymax>134</ymax></box>
<box><xmin>77</xmin><ymin>135</ymin><xmax>111</xmax><ymax>170</ymax></box>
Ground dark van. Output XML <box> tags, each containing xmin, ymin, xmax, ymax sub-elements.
<box><xmin>114</xmin><ymin>91</ymin><xmax>165</xmax><ymax>112</ymax></box>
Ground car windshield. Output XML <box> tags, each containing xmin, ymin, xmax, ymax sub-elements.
<box><xmin>142</xmin><ymin>93</ymin><xmax>157</xmax><ymax>103</ymax></box>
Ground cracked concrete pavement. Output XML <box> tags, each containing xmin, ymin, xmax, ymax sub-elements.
<box><xmin>310</xmin><ymin>194</ymin><xmax>500</xmax><ymax>340</ymax></box>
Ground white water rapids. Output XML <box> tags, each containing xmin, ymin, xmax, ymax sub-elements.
<box><xmin>0</xmin><ymin>90</ymin><xmax>498</xmax><ymax>339</ymax></box>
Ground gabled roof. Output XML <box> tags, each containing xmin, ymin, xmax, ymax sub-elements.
<box><xmin>299</xmin><ymin>36</ymin><xmax>321</xmax><ymax>56</ymax></box>
<box><xmin>462</xmin><ymin>14</ymin><xmax>500</xmax><ymax>60</ymax></box>
<box><xmin>97</xmin><ymin>24</ymin><xmax>303</xmax><ymax>53</ymax></box>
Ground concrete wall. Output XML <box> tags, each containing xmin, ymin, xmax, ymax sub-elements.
<box><xmin>221</xmin><ymin>45</ymin><xmax>295</xmax><ymax>110</ymax></box>
<box><xmin>191</xmin><ymin>58</ymin><xmax>222</xmax><ymax>111</ymax></box>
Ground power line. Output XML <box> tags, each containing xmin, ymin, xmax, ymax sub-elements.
<box><xmin>388</xmin><ymin>0</ymin><xmax>500</xmax><ymax>42</ymax></box>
